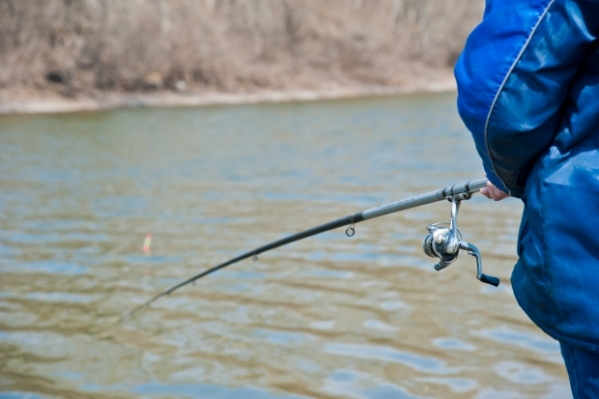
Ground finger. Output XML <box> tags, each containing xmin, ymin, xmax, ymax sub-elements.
<box><xmin>489</xmin><ymin>186</ymin><xmax>508</xmax><ymax>201</ymax></box>
<box><xmin>489</xmin><ymin>186</ymin><xmax>501</xmax><ymax>201</ymax></box>
<box><xmin>480</xmin><ymin>187</ymin><xmax>492</xmax><ymax>199</ymax></box>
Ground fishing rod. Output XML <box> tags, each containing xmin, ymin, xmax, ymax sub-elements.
<box><xmin>122</xmin><ymin>177</ymin><xmax>499</xmax><ymax>321</ymax></box>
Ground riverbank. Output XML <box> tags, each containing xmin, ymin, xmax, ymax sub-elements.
<box><xmin>0</xmin><ymin>73</ymin><xmax>456</xmax><ymax>115</ymax></box>
<box><xmin>0</xmin><ymin>0</ymin><xmax>478</xmax><ymax>115</ymax></box>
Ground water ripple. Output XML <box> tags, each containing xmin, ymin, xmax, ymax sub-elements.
<box><xmin>323</xmin><ymin>343</ymin><xmax>455</xmax><ymax>374</ymax></box>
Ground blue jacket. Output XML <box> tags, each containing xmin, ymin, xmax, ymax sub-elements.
<box><xmin>455</xmin><ymin>0</ymin><xmax>599</xmax><ymax>351</ymax></box>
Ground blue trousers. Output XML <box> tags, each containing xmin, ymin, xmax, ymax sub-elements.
<box><xmin>560</xmin><ymin>342</ymin><xmax>599</xmax><ymax>399</ymax></box>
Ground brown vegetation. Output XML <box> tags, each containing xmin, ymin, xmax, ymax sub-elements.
<box><xmin>0</xmin><ymin>0</ymin><xmax>482</xmax><ymax>100</ymax></box>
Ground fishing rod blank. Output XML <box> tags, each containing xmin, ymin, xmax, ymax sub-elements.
<box><xmin>123</xmin><ymin>177</ymin><xmax>497</xmax><ymax>321</ymax></box>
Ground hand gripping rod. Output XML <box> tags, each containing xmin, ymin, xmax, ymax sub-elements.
<box><xmin>122</xmin><ymin>178</ymin><xmax>489</xmax><ymax>321</ymax></box>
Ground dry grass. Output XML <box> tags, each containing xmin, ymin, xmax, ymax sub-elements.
<box><xmin>0</xmin><ymin>0</ymin><xmax>483</xmax><ymax>96</ymax></box>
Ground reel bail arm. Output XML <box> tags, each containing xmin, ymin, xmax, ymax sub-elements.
<box><xmin>422</xmin><ymin>194</ymin><xmax>500</xmax><ymax>287</ymax></box>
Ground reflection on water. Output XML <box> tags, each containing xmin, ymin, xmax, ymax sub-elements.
<box><xmin>473</xmin><ymin>326</ymin><xmax>561</xmax><ymax>355</ymax></box>
<box><xmin>0</xmin><ymin>93</ymin><xmax>569</xmax><ymax>398</ymax></box>
<box><xmin>323</xmin><ymin>369</ymin><xmax>424</xmax><ymax>399</ymax></box>
<box><xmin>323</xmin><ymin>343</ymin><xmax>454</xmax><ymax>374</ymax></box>
<box><xmin>133</xmin><ymin>383</ymin><xmax>309</xmax><ymax>399</ymax></box>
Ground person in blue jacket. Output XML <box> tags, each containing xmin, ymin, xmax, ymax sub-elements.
<box><xmin>454</xmin><ymin>0</ymin><xmax>599</xmax><ymax>397</ymax></box>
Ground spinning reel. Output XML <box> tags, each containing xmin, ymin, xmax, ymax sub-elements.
<box><xmin>422</xmin><ymin>193</ymin><xmax>500</xmax><ymax>287</ymax></box>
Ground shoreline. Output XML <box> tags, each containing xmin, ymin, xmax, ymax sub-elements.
<box><xmin>0</xmin><ymin>79</ymin><xmax>457</xmax><ymax>116</ymax></box>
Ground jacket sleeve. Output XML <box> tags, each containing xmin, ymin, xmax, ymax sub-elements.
<box><xmin>455</xmin><ymin>0</ymin><xmax>599</xmax><ymax>198</ymax></box>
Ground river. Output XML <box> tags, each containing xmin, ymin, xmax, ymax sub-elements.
<box><xmin>0</xmin><ymin>93</ymin><xmax>570</xmax><ymax>398</ymax></box>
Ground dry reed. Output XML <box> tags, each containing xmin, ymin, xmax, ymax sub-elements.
<box><xmin>0</xmin><ymin>0</ymin><xmax>483</xmax><ymax>95</ymax></box>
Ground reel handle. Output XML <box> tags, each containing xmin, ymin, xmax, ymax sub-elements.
<box><xmin>479</xmin><ymin>274</ymin><xmax>500</xmax><ymax>287</ymax></box>
<box><xmin>461</xmin><ymin>241</ymin><xmax>500</xmax><ymax>287</ymax></box>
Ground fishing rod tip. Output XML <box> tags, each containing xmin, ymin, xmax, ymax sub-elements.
<box><xmin>116</xmin><ymin>312</ymin><xmax>133</xmax><ymax>325</ymax></box>
<box><xmin>117</xmin><ymin>304</ymin><xmax>148</xmax><ymax>324</ymax></box>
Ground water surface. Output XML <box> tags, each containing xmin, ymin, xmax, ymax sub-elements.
<box><xmin>0</xmin><ymin>94</ymin><xmax>569</xmax><ymax>398</ymax></box>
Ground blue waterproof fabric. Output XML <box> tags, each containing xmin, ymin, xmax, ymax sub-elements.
<box><xmin>560</xmin><ymin>342</ymin><xmax>599</xmax><ymax>398</ymax></box>
<box><xmin>455</xmin><ymin>0</ymin><xmax>599</xmax><ymax>351</ymax></box>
